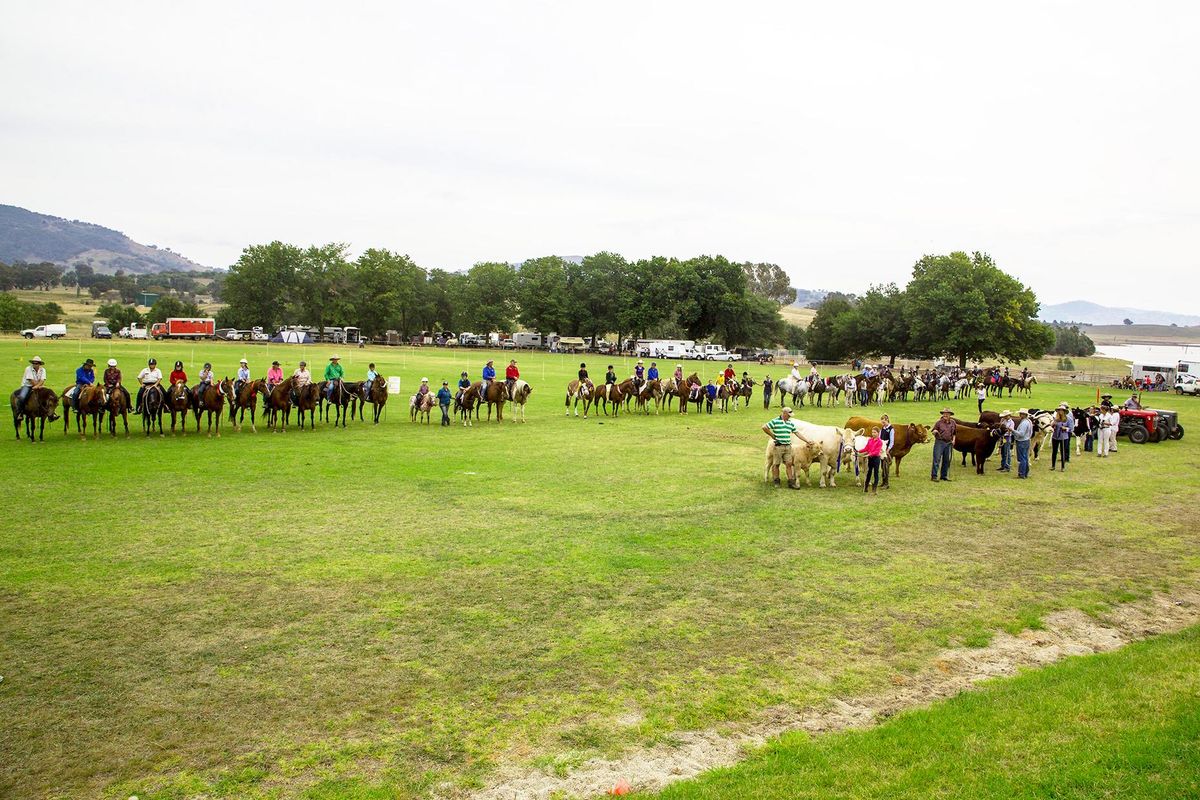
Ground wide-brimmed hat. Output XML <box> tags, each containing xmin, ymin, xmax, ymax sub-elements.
<box><xmin>1101</xmin><ymin>394</ymin><xmax>1112</xmax><ymax>399</ymax></box>
<box><xmin>107</xmin><ymin>358</ymin><xmax>117</xmax><ymax>367</ymax></box>
<box><xmin>271</xmin><ymin>360</ymin><xmax>280</xmax><ymax>366</ymax></box>
<box><xmin>1001</xmin><ymin>409</ymin><xmax>1012</xmax><ymax>416</ymax></box>
<box><xmin>940</xmin><ymin>407</ymin><xmax>954</xmax><ymax>415</ymax></box>
<box><xmin>637</xmin><ymin>359</ymin><xmax>644</xmax><ymax>364</ymax></box>
<box><xmin>420</xmin><ymin>377</ymin><xmax>428</xmax><ymax>382</ymax></box>
<box><xmin>239</xmin><ymin>358</ymin><xmax>248</xmax><ymax>364</ymax></box>
<box><xmin>1057</xmin><ymin>402</ymin><xmax>1069</xmax><ymax>410</ymax></box>
<box><xmin>330</xmin><ymin>355</ymin><xmax>340</xmax><ymax>360</ymax></box>
<box><xmin>83</xmin><ymin>358</ymin><xmax>94</xmax><ymax>366</ymax></box>
<box><xmin>1019</xmin><ymin>408</ymin><xmax>1029</xmax><ymax>415</ymax></box>
<box><xmin>30</xmin><ymin>356</ymin><xmax>44</xmax><ymax>364</ymax></box>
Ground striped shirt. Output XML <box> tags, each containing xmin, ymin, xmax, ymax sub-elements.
<box><xmin>765</xmin><ymin>416</ymin><xmax>797</xmax><ymax>445</ymax></box>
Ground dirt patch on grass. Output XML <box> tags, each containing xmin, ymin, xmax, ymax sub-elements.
<box><xmin>470</xmin><ymin>589</ymin><xmax>1200</xmax><ymax>800</ymax></box>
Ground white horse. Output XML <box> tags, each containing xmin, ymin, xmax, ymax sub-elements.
<box><xmin>776</xmin><ymin>376</ymin><xmax>810</xmax><ymax>407</ymax></box>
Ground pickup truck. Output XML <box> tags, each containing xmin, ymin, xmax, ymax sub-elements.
<box><xmin>21</xmin><ymin>324</ymin><xmax>67</xmax><ymax>339</ymax></box>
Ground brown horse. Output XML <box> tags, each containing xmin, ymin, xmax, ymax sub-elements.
<box><xmin>64</xmin><ymin>384</ymin><xmax>106</xmax><ymax>439</ymax></box>
<box><xmin>591</xmin><ymin>379</ymin><xmax>635</xmax><ymax>417</ymax></box>
<box><xmin>357</xmin><ymin>375</ymin><xmax>388</xmax><ymax>423</ymax></box>
<box><xmin>230</xmin><ymin>378</ymin><xmax>267</xmax><ymax>432</ymax></box>
<box><xmin>456</xmin><ymin>384</ymin><xmax>481</xmax><ymax>427</ymax></box>
<box><xmin>294</xmin><ymin>382</ymin><xmax>321</xmax><ymax>430</ymax></box>
<box><xmin>107</xmin><ymin>384</ymin><xmax>131</xmax><ymax>436</ymax></box>
<box><xmin>410</xmin><ymin>391</ymin><xmax>434</xmax><ymax>423</ymax></box>
<box><xmin>565</xmin><ymin>378</ymin><xmax>594</xmax><ymax>418</ymax></box>
<box><xmin>193</xmin><ymin>378</ymin><xmax>231</xmax><ymax>437</ymax></box>
<box><xmin>473</xmin><ymin>380</ymin><xmax>508</xmax><ymax>422</ymax></box>
<box><xmin>166</xmin><ymin>382</ymin><xmax>192</xmax><ymax>434</ymax></box>
<box><xmin>634</xmin><ymin>378</ymin><xmax>662</xmax><ymax>414</ymax></box>
<box><xmin>11</xmin><ymin>387</ymin><xmax>60</xmax><ymax>441</ymax></box>
<box><xmin>263</xmin><ymin>377</ymin><xmax>294</xmax><ymax>432</ymax></box>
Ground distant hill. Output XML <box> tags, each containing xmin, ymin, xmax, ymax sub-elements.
<box><xmin>792</xmin><ymin>288</ymin><xmax>836</xmax><ymax>308</ymax></box>
<box><xmin>0</xmin><ymin>204</ymin><xmax>210</xmax><ymax>274</ymax></box>
<box><xmin>1040</xmin><ymin>300</ymin><xmax>1200</xmax><ymax>327</ymax></box>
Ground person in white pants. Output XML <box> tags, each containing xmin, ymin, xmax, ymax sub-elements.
<box><xmin>1098</xmin><ymin>409</ymin><xmax>1119</xmax><ymax>456</ymax></box>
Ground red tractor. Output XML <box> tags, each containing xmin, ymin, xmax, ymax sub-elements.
<box><xmin>1117</xmin><ymin>408</ymin><xmax>1184</xmax><ymax>443</ymax></box>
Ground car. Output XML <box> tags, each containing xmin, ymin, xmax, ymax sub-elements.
<box><xmin>500</xmin><ymin>339</ymin><xmax>517</xmax><ymax>349</ymax></box>
<box><xmin>1117</xmin><ymin>407</ymin><xmax>1184</xmax><ymax>443</ymax></box>
<box><xmin>1176</xmin><ymin>374</ymin><xmax>1199</xmax><ymax>396</ymax></box>
<box><xmin>214</xmin><ymin>328</ymin><xmax>243</xmax><ymax>341</ymax></box>
<box><xmin>92</xmin><ymin>326</ymin><xmax>113</xmax><ymax>339</ymax></box>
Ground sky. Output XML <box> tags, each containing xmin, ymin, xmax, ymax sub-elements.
<box><xmin>2</xmin><ymin>2</ymin><xmax>1197</xmax><ymax>312</ymax></box>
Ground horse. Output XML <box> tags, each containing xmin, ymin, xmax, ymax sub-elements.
<box><xmin>166</xmin><ymin>382</ymin><xmax>192</xmax><ymax>435</ymax></box>
<box><xmin>293</xmin><ymin>382</ymin><xmax>321</xmax><ymax>430</ymax></box>
<box><xmin>410</xmin><ymin>391</ymin><xmax>434</xmax><ymax>423</ymax></box>
<box><xmin>565</xmin><ymin>379</ymin><xmax>594</xmax><ymax>417</ymax></box>
<box><xmin>473</xmin><ymin>380</ymin><xmax>508</xmax><ymax>422</ymax></box>
<box><xmin>1017</xmin><ymin>375</ymin><xmax>1038</xmax><ymax>396</ymax></box>
<box><xmin>592</xmin><ymin>379</ymin><xmax>635</xmax><ymax>416</ymax></box>
<box><xmin>11</xmin><ymin>387</ymin><xmax>60</xmax><ymax>442</ymax></box>
<box><xmin>106</xmin><ymin>384</ymin><xmax>130</xmax><ymax>436</ymax></box>
<box><xmin>735</xmin><ymin>377</ymin><xmax>755</xmax><ymax>409</ymax></box>
<box><xmin>357</xmin><ymin>375</ymin><xmax>388</xmax><ymax>424</ymax></box>
<box><xmin>141</xmin><ymin>383</ymin><xmax>166</xmax><ymax>437</ymax></box>
<box><xmin>664</xmin><ymin>375</ymin><xmax>695</xmax><ymax>414</ymax></box>
<box><xmin>776</xmin><ymin>376</ymin><xmax>810</xmax><ymax>407</ymax></box>
<box><xmin>228</xmin><ymin>378</ymin><xmax>267</xmax><ymax>432</ymax></box>
<box><xmin>263</xmin><ymin>377</ymin><xmax>294</xmax><ymax>432</ymax></box>
<box><xmin>318</xmin><ymin>379</ymin><xmax>353</xmax><ymax>427</ymax></box>
<box><xmin>64</xmin><ymin>384</ymin><xmax>106</xmax><ymax>439</ymax></box>
<box><xmin>193</xmin><ymin>379</ymin><xmax>231</xmax><ymax>437</ymax></box>
<box><xmin>457</xmin><ymin>383</ymin><xmax>481</xmax><ymax>426</ymax></box>
<box><xmin>508</xmin><ymin>379</ymin><xmax>533</xmax><ymax>422</ymax></box>
<box><xmin>633</xmin><ymin>379</ymin><xmax>661</xmax><ymax>414</ymax></box>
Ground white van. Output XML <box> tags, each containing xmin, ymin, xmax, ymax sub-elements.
<box><xmin>512</xmin><ymin>331</ymin><xmax>542</xmax><ymax>349</ymax></box>
<box><xmin>21</xmin><ymin>324</ymin><xmax>67</xmax><ymax>339</ymax></box>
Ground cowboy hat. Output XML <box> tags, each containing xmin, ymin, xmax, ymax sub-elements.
<box><xmin>420</xmin><ymin>377</ymin><xmax>428</xmax><ymax>382</ymax></box>
<box><xmin>1101</xmin><ymin>394</ymin><xmax>1112</xmax><ymax>398</ymax></box>
<box><xmin>83</xmin><ymin>358</ymin><xmax>94</xmax><ymax>366</ymax></box>
<box><xmin>1000</xmin><ymin>409</ymin><xmax>1012</xmax><ymax>416</ymax></box>
<box><xmin>329</xmin><ymin>355</ymin><xmax>340</xmax><ymax>360</ymax></box>
<box><xmin>30</xmin><ymin>356</ymin><xmax>43</xmax><ymax>364</ymax></box>
<box><xmin>239</xmin><ymin>358</ymin><xmax>248</xmax><ymax>364</ymax></box>
<box><xmin>940</xmin><ymin>407</ymin><xmax>954</xmax><ymax>415</ymax></box>
<box><xmin>1057</xmin><ymin>402</ymin><xmax>1069</xmax><ymax>409</ymax></box>
<box><xmin>1018</xmin><ymin>408</ymin><xmax>1029</xmax><ymax>415</ymax></box>
<box><xmin>107</xmin><ymin>358</ymin><xmax>117</xmax><ymax>367</ymax></box>
<box><xmin>271</xmin><ymin>360</ymin><xmax>280</xmax><ymax>366</ymax></box>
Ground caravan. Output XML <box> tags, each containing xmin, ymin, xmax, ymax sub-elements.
<box><xmin>636</xmin><ymin>339</ymin><xmax>697</xmax><ymax>359</ymax></box>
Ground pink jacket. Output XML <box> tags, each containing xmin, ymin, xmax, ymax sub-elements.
<box><xmin>864</xmin><ymin>437</ymin><xmax>884</xmax><ymax>457</ymax></box>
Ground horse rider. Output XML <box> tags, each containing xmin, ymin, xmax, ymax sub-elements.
<box><xmin>324</xmin><ymin>355</ymin><xmax>344</xmax><ymax>400</ymax></box>
<box><xmin>505</xmin><ymin>359</ymin><xmax>519</xmax><ymax>398</ymax></box>
<box><xmin>605</xmin><ymin>365</ymin><xmax>617</xmax><ymax>387</ymax></box>
<box><xmin>723</xmin><ymin>362</ymin><xmax>736</xmax><ymax>387</ymax></box>
<box><xmin>73</xmin><ymin>358</ymin><xmax>96</xmax><ymax>411</ymax></box>
<box><xmin>195</xmin><ymin>362</ymin><xmax>216</xmax><ymax>404</ymax></box>
<box><xmin>481</xmin><ymin>359</ymin><xmax>496</xmax><ymax>399</ymax></box>
<box><xmin>578</xmin><ymin>362</ymin><xmax>591</xmax><ymax>393</ymax></box>
<box><xmin>135</xmin><ymin>358</ymin><xmax>163</xmax><ymax>413</ymax></box>
<box><xmin>633</xmin><ymin>359</ymin><xmax>646</xmax><ymax>392</ymax></box>
<box><xmin>266</xmin><ymin>361</ymin><xmax>283</xmax><ymax>393</ymax></box>
<box><xmin>791</xmin><ymin>362</ymin><xmax>802</xmax><ymax>383</ymax></box>
<box><xmin>104</xmin><ymin>358</ymin><xmax>130</xmax><ymax>407</ymax></box>
<box><xmin>361</xmin><ymin>362</ymin><xmax>377</xmax><ymax>401</ymax></box>
<box><xmin>673</xmin><ymin>363</ymin><xmax>684</xmax><ymax>385</ymax></box>
<box><xmin>235</xmin><ymin>358</ymin><xmax>250</xmax><ymax>396</ymax></box>
<box><xmin>291</xmin><ymin>360</ymin><xmax>311</xmax><ymax>405</ymax></box>
<box><xmin>457</xmin><ymin>371</ymin><xmax>471</xmax><ymax>404</ymax></box>
<box><xmin>417</xmin><ymin>377</ymin><xmax>431</xmax><ymax>401</ymax></box>
<box><xmin>647</xmin><ymin>361</ymin><xmax>659</xmax><ymax>384</ymax></box>
<box><xmin>15</xmin><ymin>356</ymin><xmax>51</xmax><ymax>418</ymax></box>
<box><xmin>170</xmin><ymin>360</ymin><xmax>188</xmax><ymax>389</ymax></box>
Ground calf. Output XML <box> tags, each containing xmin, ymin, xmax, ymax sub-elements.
<box><xmin>950</xmin><ymin>420</ymin><xmax>1001</xmax><ymax>475</ymax></box>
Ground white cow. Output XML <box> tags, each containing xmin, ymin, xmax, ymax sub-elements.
<box><xmin>790</xmin><ymin>420</ymin><xmax>864</xmax><ymax>488</ymax></box>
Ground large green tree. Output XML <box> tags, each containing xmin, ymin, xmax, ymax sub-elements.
<box><xmin>904</xmin><ymin>252</ymin><xmax>1053</xmax><ymax>368</ymax></box>
<box><xmin>854</xmin><ymin>283</ymin><xmax>910</xmax><ymax>366</ymax></box>
<box><xmin>459</xmin><ymin>262</ymin><xmax>518</xmax><ymax>332</ymax></box>
<box><xmin>804</xmin><ymin>294</ymin><xmax>859</xmax><ymax>362</ymax></box>
<box><xmin>740</xmin><ymin>262</ymin><xmax>797</xmax><ymax>306</ymax></box>
<box><xmin>516</xmin><ymin>256</ymin><xmax>571</xmax><ymax>334</ymax></box>
<box><xmin>221</xmin><ymin>242</ymin><xmax>303</xmax><ymax>330</ymax></box>
<box><xmin>147</xmin><ymin>295</ymin><xmax>203</xmax><ymax>324</ymax></box>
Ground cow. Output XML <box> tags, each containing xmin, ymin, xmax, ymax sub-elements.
<box><xmin>845</xmin><ymin>416</ymin><xmax>930</xmax><ymax>477</ymax></box>
<box><xmin>763</xmin><ymin>439</ymin><xmax>824</xmax><ymax>487</ymax></box>
<box><xmin>790</xmin><ymin>419</ymin><xmax>863</xmax><ymax>488</ymax></box>
<box><xmin>949</xmin><ymin>420</ymin><xmax>1002</xmax><ymax>474</ymax></box>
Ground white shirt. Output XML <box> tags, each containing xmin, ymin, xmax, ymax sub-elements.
<box><xmin>293</xmin><ymin>368</ymin><xmax>311</xmax><ymax>387</ymax></box>
<box><xmin>1104</xmin><ymin>410</ymin><xmax>1121</xmax><ymax>428</ymax></box>
<box><xmin>22</xmin><ymin>365</ymin><xmax>46</xmax><ymax>386</ymax></box>
<box><xmin>847</xmin><ymin>377</ymin><xmax>857</xmax><ymax>390</ymax></box>
<box><xmin>791</xmin><ymin>367</ymin><xmax>801</xmax><ymax>381</ymax></box>
<box><xmin>137</xmin><ymin>367</ymin><xmax>162</xmax><ymax>385</ymax></box>
<box><xmin>977</xmin><ymin>388</ymin><xmax>987</xmax><ymax>400</ymax></box>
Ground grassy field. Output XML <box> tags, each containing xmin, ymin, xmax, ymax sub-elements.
<box><xmin>9</xmin><ymin>287</ymin><xmax>224</xmax><ymax>328</ymax></box>
<box><xmin>778</xmin><ymin>305</ymin><xmax>816</xmax><ymax>327</ymax></box>
<box><xmin>654</xmin><ymin>625</ymin><xmax>1200</xmax><ymax>799</ymax></box>
<box><xmin>1</xmin><ymin>337</ymin><xmax>1198</xmax><ymax>799</ymax></box>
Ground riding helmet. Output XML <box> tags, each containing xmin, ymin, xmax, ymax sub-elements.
<box><xmin>148</xmin><ymin>358</ymin><xmax>157</xmax><ymax>365</ymax></box>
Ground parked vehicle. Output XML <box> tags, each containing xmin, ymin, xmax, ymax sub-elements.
<box><xmin>21</xmin><ymin>324</ymin><xmax>67</xmax><ymax>340</ymax></box>
<box><xmin>458</xmin><ymin>332</ymin><xmax>482</xmax><ymax>347</ymax></box>
<box><xmin>696</xmin><ymin>343</ymin><xmax>735</xmax><ymax>361</ymax></box>
<box><xmin>636</xmin><ymin>339</ymin><xmax>696</xmax><ymax>360</ymax></box>
<box><xmin>555</xmin><ymin>336</ymin><xmax>586</xmax><ymax>353</ymax></box>
<box><xmin>1131</xmin><ymin>362</ymin><xmax>1176</xmax><ymax>390</ymax></box>
<box><xmin>150</xmin><ymin>317</ymin><xmax>216</xmax><ymax>340</ymax></box>
<box><xmin>1175</xmin><ymin>374</ymin><xmax>1199</xmax><ymax>396</ymax></box>
<box><xmin>1118</xmin><ymin>408</ymin><xmax>1184</xmax><ymax>443</ymax></box>
<box><xmin>119</xmin><ymin>323</ymin><xmax>148</xmax><ymax>340</ymax></box>
<box><xmin>91</xmin><ymin>320</ymin><xmax>113</xmax><ymax>339</ymax></box>
<box><xmin>214</xmin><ymin>328</ymin><xmax>243</xmax><ymax>341</ymax></box>
<box><xmin>512</xmin><ymin>331</ymin><xmax>543</xmax><ymax>349</ymax></box>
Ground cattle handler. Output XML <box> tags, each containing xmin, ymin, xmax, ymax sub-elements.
<box><xmin>762</xmin><ymin>406</ymin><xmax>807</xmax><ymax>489</ymax></box>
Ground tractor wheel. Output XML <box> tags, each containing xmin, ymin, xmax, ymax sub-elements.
<box><xmin>1128</xmin><ymin>425</ymin><xmax>1149</xmax><ymax>444</ymax></box>
<box><xmin>1171</xmin><ymin>424</ymin><xmax>1184</xmax><ymax>441</ymax></box>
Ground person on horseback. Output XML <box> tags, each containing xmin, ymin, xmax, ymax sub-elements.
<box><xmin>235</xmin><ymin>359</ymin><xmax>250</xmax><ymax>396</ymax></box>
<box><xmin>135</xmin><ymin>358</ymin><xmax>163</xmax><ymax>413</ymax></box>
<box><xmin>723</xmin><ymin>363</ymin><xmax>735</xmax><ymax>386</ymax></box>
<box><xmin>73</xmin><ymin>358</ymin><xmax>96</xmax><ymax>412</ymax></box>
<box><xmin>104</xmin><ymin>358</ymin><xmax>129</xmax><ymax>408</ymax></box>
<box><xmin>267</xmin><ymin>361</ymin><xmax>283</xmax><ymax>393</ymax></box>
<box><xmin>673</xmin><ymin>364</ymin><xmax>683</xmax><ymax>384</ymax></box>
<box><xmin>605</xmin><ymin>365</ymin><xmax>616</xmax><ymax>386</ymax></box>
<box><xmin>633</xmin><ymin>359</ymin><xmax>645</xmax><ymax>392</ymax></box>
<box><xmin>578</xmin><ymin>363</ymin><xmax>589</xmax><ymax>384</ymax></box>
<box><xmin>170</xmin><ymin>360</ymin><xmax>187</xmax><ymax>388</ymax></box>
<box><xmin>648</xmin><ymin>362</ymin><xmax>659</xmax><ymax>382</ymax></box>
<box><xmin>457</xmin><ymin>370</ymin><xmax>471</xmax><ymax>404</ymax></box>
<box><xmin>505</xmin><ymin>359</ymin><xmax>519</xmax><ymax>398</ymax></box>
<box><xmin>481</xmin><ymin>359</ymin><xmax>496</xmax><ymax>399</ymax></box>
<box><xmin>194</xmin><ymin>362</ymin><xmax>215</xmax><ymax>404</ymax></box>
<box><xmin>324</xmin><ymin>355</ymin><xmax>344</xmax><ymax>400</ymax></box>
<box><xmin>360</xmin><ymin>362</ymin><xmax>377</xmax><ymax>401</ymax></box>
<box><xmin>418</xmin><ymin>377</ymin><xmax>431</xmax><ymax>398</ymax></box>
<box><xmin>291</xmin><ymin>360</ymin><xmax>311</xmax><ymax>405</ymax></box>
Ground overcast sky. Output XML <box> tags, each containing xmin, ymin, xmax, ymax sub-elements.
<box><xmin>3</xmin><ymin>2</ymin><xmax>1197</xmax><ymax>312</ymax></box>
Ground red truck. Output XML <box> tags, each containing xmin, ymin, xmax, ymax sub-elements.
<box><xmin>150</xmin><ymin>317</ymin><xmax>216</xmax><ymax>340</ymax></box>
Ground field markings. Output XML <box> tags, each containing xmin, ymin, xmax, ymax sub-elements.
<box><xmin>472</xmin><ymin>590</ymin><xmax>1200</xmax><ymax>800</ymax></box>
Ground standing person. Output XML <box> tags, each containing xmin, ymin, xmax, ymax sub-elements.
<box><xmin>1013</xmin><ymin>409</ymin><xmax>1034</xmax><ymax>478</ymax></box>
<box><xmin>324</xmin><ymin>355</ymin><xmax>344</xmax><ymax>400</ymax></box>
<box><xmin>705</xmin><ymin>379</ymin><xmax>717</xmax><ymax>413</ymax></box>
<box><xmin>997</xmin><ymin>410</ymin><xmax>1015</xmax><ymax>472</ymax></box>
<box><xmin>976</xmin><ymin>384</ymin><xmax>987</xmax><ymax>414</ymax></box>
<box><xmin>1050</xmin><ymin>408</ymin><xmax>1071</xmax><ymax>471</ymax></box>
<box><xmin>846</xmin><ymin>375</ymin><xmax>858</xmax><ymax>407</ymax></box>
<box><xmin>863</xmin><ymin>427</ymin><xmax>884</xmax><ymax>494</ymax></box>
<box><xmin>266</xmin><ymin>361</ymin><xmax>283</xmax><ymax>393</ymax></box>
<box><xmin>1059</xmin><ymin>403</ymin><xmax>1075</xmax><ymax>466</ymax></box>
<box><xmin>73</xmin><ymin>358</ymin><xmax>96</xmax><ymax>411</ymax></box>
<box><xmin>437</xmin><ymin>380</ymin><xmax>452</xmax><ymax>426</ymax></box>
<box><xmin>505</xmin><ymin>359</ymin><xmax>519</xmax><ymax>397</ymax></box>
<box><xmin>170</xmin><ymin>360</ymin><xmax>188</xmax><ymax>387</ymax></box>
<box><xmin>135</xmin><ymin>358</ymin><xmax>163</xmax><ymax>413</ymax></box>
<box><xmin>481</xmin><ymin>359</ymin><xmax>496</xmax><ymax>399</ymax></box>
<box><xmin>235</xmin><ymin>358</ymin><xmax>250</xmax><ymax>395</ymax></box>
<box><xmin>1100</xmin><ymin>406</ymin><xmax>1120</xmax><ymax>456</ymax></box>
<box><xmin>1081</xmin><ymin>407</ymin><xmax>1098</xmax><ymax>453</ymax></box>
<box><xmin>762</xmin><ymin>406</ymin><xmax>807</xmax><ymax>489</ymax></box>
<box><xmin>878</xmin><ymin>414</ymin><xmax>895</xmax><ymax>489</ymax></box>
<box><xmin>762</xmin><ymin>375</ymin><xmax>773</xmax><ymax>408</ymax></box>
<box><xmin>931</xmin><ymin>407</ymin><xmax>956</xmax><ymax>482</ymax></box>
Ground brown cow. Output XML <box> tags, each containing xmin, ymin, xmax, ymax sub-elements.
<box><xmin>845</xmin><ymin>416</ymin><xmax>930</xmax><ymax>477</ymax></box>
<box><xmin>951</xmin><ymin>420</ymin><xmax>1002</xmax><ymax>474</ymax></box>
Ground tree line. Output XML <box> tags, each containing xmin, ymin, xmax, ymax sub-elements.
<box><xmin>804</xmin><ymin>251</ymin><xmax>1055</xmax><ymax>368</ymax></box>
<box><xmin>217</xmin><ymin>243</ymin><xmax>807</xmax><ymax>348</ymax></box>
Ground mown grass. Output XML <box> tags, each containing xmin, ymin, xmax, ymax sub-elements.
<box><xmin>0</xmin><ymin>337</ymin><xmax>1197</xmax><ymax>799</ymax></box>
<box><xmin>653</xmin><ymin>625</ymin><xmax>1200</xmax><ymax>800</ymax></box>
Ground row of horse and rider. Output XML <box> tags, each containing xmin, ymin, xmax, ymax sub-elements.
<box><xmin>757</xmin><ymin>400</ymin><xmax>1101</xmax><ymax>493</ymax></box>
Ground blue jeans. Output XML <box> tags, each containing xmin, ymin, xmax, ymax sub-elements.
<box><xmin>932</xmin><ymin>440</ymin><xmax>953</xmax><ymax>479</ymax></box>
<box><xmin>1000</xmin><ymin>440</ymin><xmax>1012</xmax><ymax>470</ymax></box>
<box><xmin>1016</xmin><ymin>439</ymin><xmax>1031</xmax><ymax>477</ymax></box>
<box><xmin>16</xmin><ymin>385</ymin><xmax>31</xmax><ymax>407</ymax></box>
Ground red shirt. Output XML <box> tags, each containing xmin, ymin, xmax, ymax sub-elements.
<box><xmin>170</xmin><ymin>369</ymin><xmax>187</xmax><ymax>384</ymax></box>
<box><xmin>506</xmin><ymin>365</ymin><xmax>519</xmax><ymax>379</ymax></box>
<box><xmin>724</xmin><ymin>367</ymin><xmax>735</xmax><ymax>380</ymax></box>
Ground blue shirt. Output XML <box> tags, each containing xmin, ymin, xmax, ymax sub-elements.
<box><xmin>237</xmin><ymin>367</ymin><xmax>250</xmax><ymax>381</ymax></box>
<box><xmin>647</xmin><ymin>367</ymin><xmax>659</xmax><ymax>380</ymax></box>
<box><xmin>635</xmin><ymin>366</ymin><xmax>644</xmax><ymax>378</ymax></box>
<box><xmin>366</xmin><ymin>370</ymin><xmax>377</xmax><ymax>382</ymax></box>
<box><xmin>482</xmin><ymin>365</ymin><xmax>496</xmax><ymax>380</ymax></box>
<box><xmin>437</xmin><ymin>387</ymin><xmax>452</xmax><ymax>404</ymax></box>
<box><xmin>705</xmin><ymin>384</ymin><xmax>718</xmax><ymax>398</ymax></box>
<box><xmin>76</xmin><ymin>367</ymin><xmax>94</xmax><ymax>385</ymax></box>
<box><xmin>458</xmin><ymin>378</ymin><xmax>471</xmax><ymax>389</ymax></box>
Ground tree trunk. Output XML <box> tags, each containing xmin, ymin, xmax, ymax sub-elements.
<box><xmin>958</xmin><ymin>351</ymin><xmax>967</xmax><ymax>369</ymax></box>
<box><xmin>888</xmin><ymin>354</ymin><xmax>896</xmax><ymax>367</ymax></box>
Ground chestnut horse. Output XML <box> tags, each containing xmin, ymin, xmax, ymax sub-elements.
<box><xmin>11</xmin><ymin>387</ymin><xmax>60</xmax><ymax>441</ymax></box>
<box><xmin>357</xmin><ymin>375</ymin><xmax>388</xmax><ymax>423</ymax></box>
<box><xmin>166</xmin><ymin>382</ymin><xmax>192</xmax><ymax>434</ymax></box>
<box><xmin>590</xmin><ymin>379</ymin><xmax>635</xmax><ymax>417</ymax></box>
<box><xmin>193</xmin><ymin>378</ymin><xmax>231</xmax><ymax>437</ymax></box>
<box><xmin>633</xmin><ymin>378</ymin><xmax>662</xmax><ymax>414</ymax></box>
<box><xmin>263</xmin><ymin>376</ymin><xmax>293</xmax><ymax>432</ymax></box>
<box><xmin>456</xmin><ymin>383</ymin><xmax>481</xmax><ymax>427</ymax></box>
<box><xmin>565</xmin><ymin>378</ymin><xmax>594</xmax><ymax>418</ymax></box>
<box><xmin>472</xmin><ymin>380</ymin><xmax>508</xmax><ymax>422</ymax></box>
<box><xmin>293</xmin><ymin>382</ymin><xmax>321</xmax><ymax>430</ymax></box>
<box><xmin>107</xmin><ymin>384</ymin><xmax>130</xmax><ymax>436</ymax></box>
<box><xmin>230</xmin><ymin>378</ymin><xmax>267</xmax><ymax>432</ymax></box>
<box><xmin>63</xmin><ymin>384</ymin><xmax>106</xmax><ymax>439</ymax></box>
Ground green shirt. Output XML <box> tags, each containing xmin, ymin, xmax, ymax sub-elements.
<box><xmin>766</xmin><ymin>416</ymin><xmax>797</xmax><ymax>445</ymax></box>
<box><xmin>324</xmin><ymin>362</ymin><xmax>344</xmax><ymax>381</ymax></box>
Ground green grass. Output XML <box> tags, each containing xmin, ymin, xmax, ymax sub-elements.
<box><xmin>654</xmin><ymin>625</ymin><xmax>1200</xmax><ymax>800</ymax></box>
<box><xmin>1</xmin><ymin>337</ymin><xmax>1198</xmax><ymax>799</ymax></box>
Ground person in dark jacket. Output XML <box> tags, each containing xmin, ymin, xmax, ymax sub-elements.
<box><xmin>437</xmin><ymin>381</ymin><xmax>453</xmax><ymax>426</ymax></box>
